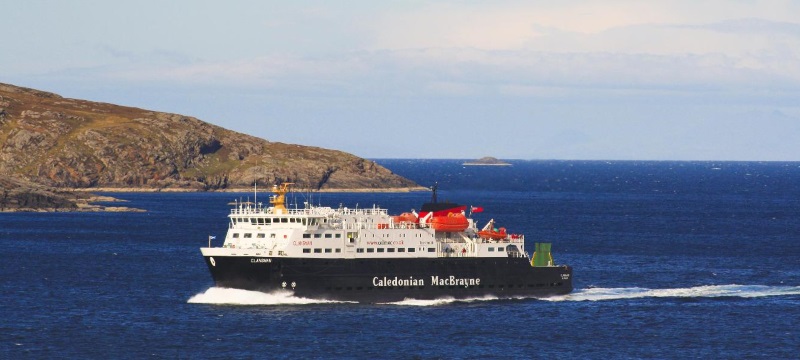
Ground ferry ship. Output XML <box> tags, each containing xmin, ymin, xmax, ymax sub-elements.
<box><xmin>200</xmin><ymin>184</ymin><xmax>573</xmax><ymax>303</ymax></box>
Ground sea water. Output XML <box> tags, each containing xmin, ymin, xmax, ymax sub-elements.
<box><xmin>1</xmin><ymin>160</ymin><xmax>798</xmax><ymax>358</ymax></box>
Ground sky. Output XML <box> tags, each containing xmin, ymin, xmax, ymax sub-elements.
<box><xmin>3</xmin><ymin>0</ymin><xmax>800</xmax><ymax>160</ymax></box>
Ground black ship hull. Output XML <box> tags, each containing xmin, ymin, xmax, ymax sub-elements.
<box><xmin>202</xmin><ymin>255</ymin><xmax>573</xmax><ymax>303</ymax></box>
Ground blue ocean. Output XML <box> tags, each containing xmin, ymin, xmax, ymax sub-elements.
<box><xmin>2</xmin><ymin>160</ymin><xmax>799</xmax><ymax>359</ymax></box>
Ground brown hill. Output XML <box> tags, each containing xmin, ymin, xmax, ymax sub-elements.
<box><xmin>0</xmin><ymin>83</ymin><xmax>418</xmax><ymax>191</ymax></box>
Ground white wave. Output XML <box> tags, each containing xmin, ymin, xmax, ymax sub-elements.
<box><xmin>543</xmin><ymin>284</ymin><xmax>800</xmax><ymax>302</ymax></box>
<box><xmin>385</xmin><ymin>294</ymin><xmax>501</xmax><ymax>306</ymax></box>
<box><xmin>187</xmin><ymin>287</ymin><xmax>347</xmax><ymax>305</ymax></box>
<box><xmin>188</xmin><ymin>284</ymin><xmax>799</xmax><ymax>306</ymax></box>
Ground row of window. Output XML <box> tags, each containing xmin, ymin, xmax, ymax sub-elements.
<box><xmin>232</xmin><ymin>233</ymin><xmax>273</xmax><ymax>239</ymax></box>
<box><xmin>232</xmin><ymin>217</ymin><xmax>324</xmax><ymax>226</ymax></box>
<box><xmin>302</xmin><ymin>248</ymin><xmax>343</xmax><ymax>254</ymax></box>
<box><xmin>301</xmin><ymin>247</ymin><xmax>434</xmax><ymax>254</ymax></box>
<box><xmin>231</xmin><ymin>232</ymin><xmax>347</xmax><ymax>239</ymax></box>
<box><xmin>282</xmin><ymin>245</ymin><xmax>510</xmax><ymax>253</ymax></box>
<box><xmin>356</xmin><ymin>247</ymin><xmax>434</xmax><ymax>253</ymax></box>
<box><xmin>302</xmin><ymin>233</ymin><xmax>342</xmax><ymax>239</ymax></box>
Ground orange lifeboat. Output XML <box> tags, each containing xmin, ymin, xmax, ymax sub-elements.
<box><xmin>478</xmin><ymin>227</ymin><xmax>507</xmax><ymax>240</ymax></box>
<box><xmin>430</xmin><ymin>212</ymin><xmax>469</xmax><ymax>232</ymax></box>
<box><xmin>392</xmin><ymin>212</ymin><xmax>419</xmax><ymax>224</ymax></box>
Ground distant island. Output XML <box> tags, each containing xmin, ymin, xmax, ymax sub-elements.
<box><xmin>462</xmin><ymin>157</ymin><xmax>512</xmax><ymax>166</ymax></box>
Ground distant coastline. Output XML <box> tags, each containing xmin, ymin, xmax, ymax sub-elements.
<box><xmin>462</xmin><ymin>157</ymin><xmax>512</xmax><ymax>166</ymax></box>
<box><xmin>61</xmin><ymin>186</ymin><xmax>430</xmax><ymax>193</ymax></box>
<box><xmin>1</xmin><ymin>186</ymin><xmax>429</xmax><ymax>213</ymax></box>
<box><xmin>0</xmin><ymin>193</ymin><xmax>145</xmax><ymax>213</ymax></box>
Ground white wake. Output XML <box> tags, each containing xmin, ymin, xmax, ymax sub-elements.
<box><xmin>385</xmin><ymin>294</ymin><xmax>501</xmax><ymax>306</ymax></box>
<box><xmin>542</xmin><ymin>284</ymin><xmax>800</xmax><ymax>302</ymax></box>
<box><xmin>187</xmin><ymin>287</ymin><xmax>348</xmax><ymax>305</ymax></box>
<box><xmin>188</xmin><ymin>284</ymin><xmax>800</xmax><ymax>306</ymax></box>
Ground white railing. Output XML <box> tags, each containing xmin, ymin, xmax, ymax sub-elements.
<box><xmin>230</xmin><ymin>206</ymin><xmax>388</xmax><ymax>217</ymax></box>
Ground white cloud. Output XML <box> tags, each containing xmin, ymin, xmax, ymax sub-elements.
<box><xmin>6</xmin><ymin>1</ymin><xmax>800</xmax><ymax>160</ymax></box>
<box><xmin>94</xmin><ymin>42</ymin><xmax>798</xmax><ymax>98</ymax></box>
<box><xmin>367</xmin><ymin>1</ymin><xmax>800</xmax><ymax>50</ymax></box>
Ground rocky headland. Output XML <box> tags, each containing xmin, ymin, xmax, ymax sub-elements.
<box><xmin>0</xmin><ymin>175</ymin><xmax>142</xmax><ymax>212</ymax></box>
<box><xmin>0</xmin><ymin>83</ymin><xmax>422</xmax><ymax>210</ymax></box>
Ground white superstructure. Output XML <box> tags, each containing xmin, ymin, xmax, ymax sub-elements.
<box><xmin>201</xmin><ymin>183</ymin><xmax>528</xmax><ymax>261</ymax></box>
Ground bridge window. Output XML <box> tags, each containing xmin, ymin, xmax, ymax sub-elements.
<box><xmin>250</xmin><ymin>218</ymin><xmax>257</xmax><ymax>225</ymax></box>
<box><xmin>257</xmin><ymin>218</ymin><xmax>264</xmax><ymax>225</ymax></box>
<box><xmin>243</xmin><ymin>233</ymin><xmax>252</xmax><ymax>238</ymax></box>
<box><xmin>314</xmin><ymin>234</ymin><xmax>322</xmax><ymax>238</ymax></box>
<box><xmin>303</xmin><ymin>234</ymin><xmax>311</xmax><ymax>239</ymax></box>
<box><xmin>335</xmin><ymin>234</ymin><xmax>341</xmax><ymax>238</ymax></box>
<box><xmin>257</xmin><ymin>233</ymin><xmax>265</xmax><ymax>238</ymax></box>
<box><xmin>324</xmin><ymin>234</ymin><xmax>332</xmax><ymax>238</ymax></box>
<box><xmin>281</xmin><ymin>218</ymin><xmax>288</xmax><ymax>223</ymax></box>
<box><xmin>264</xmin><ymin>218</ymin><xmax>271</xmax><ymax>224</ymax></box>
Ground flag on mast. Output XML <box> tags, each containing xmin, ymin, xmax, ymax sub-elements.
<box><xmin>208</xmin><ymin>235</ymin><xmax>216</xmax><ymax>247</ymax></box>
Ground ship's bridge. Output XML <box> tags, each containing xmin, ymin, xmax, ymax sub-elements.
<box><xmin>228</xmin><ymin>202</ymin><xmax>391</xmax><ymax>230</ymax></box>
<box><xmin>229</xmin><ymin>205</ymin><xmax>327</xmax><ymax>229</ymax></box>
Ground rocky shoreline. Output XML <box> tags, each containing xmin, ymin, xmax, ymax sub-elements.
<box><xmin>2</xmin><ymin>186</ymin><xmax>429</xmax><ymax>213</ymax></box>
<box><xmin>73</xmin><ymin>186</ymin><xmax>430</xmax><ymax>193</ymax></box>
<box><xmin>0</xmin><ymin>189</ymin><xmax>145</xmax><ymax>213</ymax></box>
